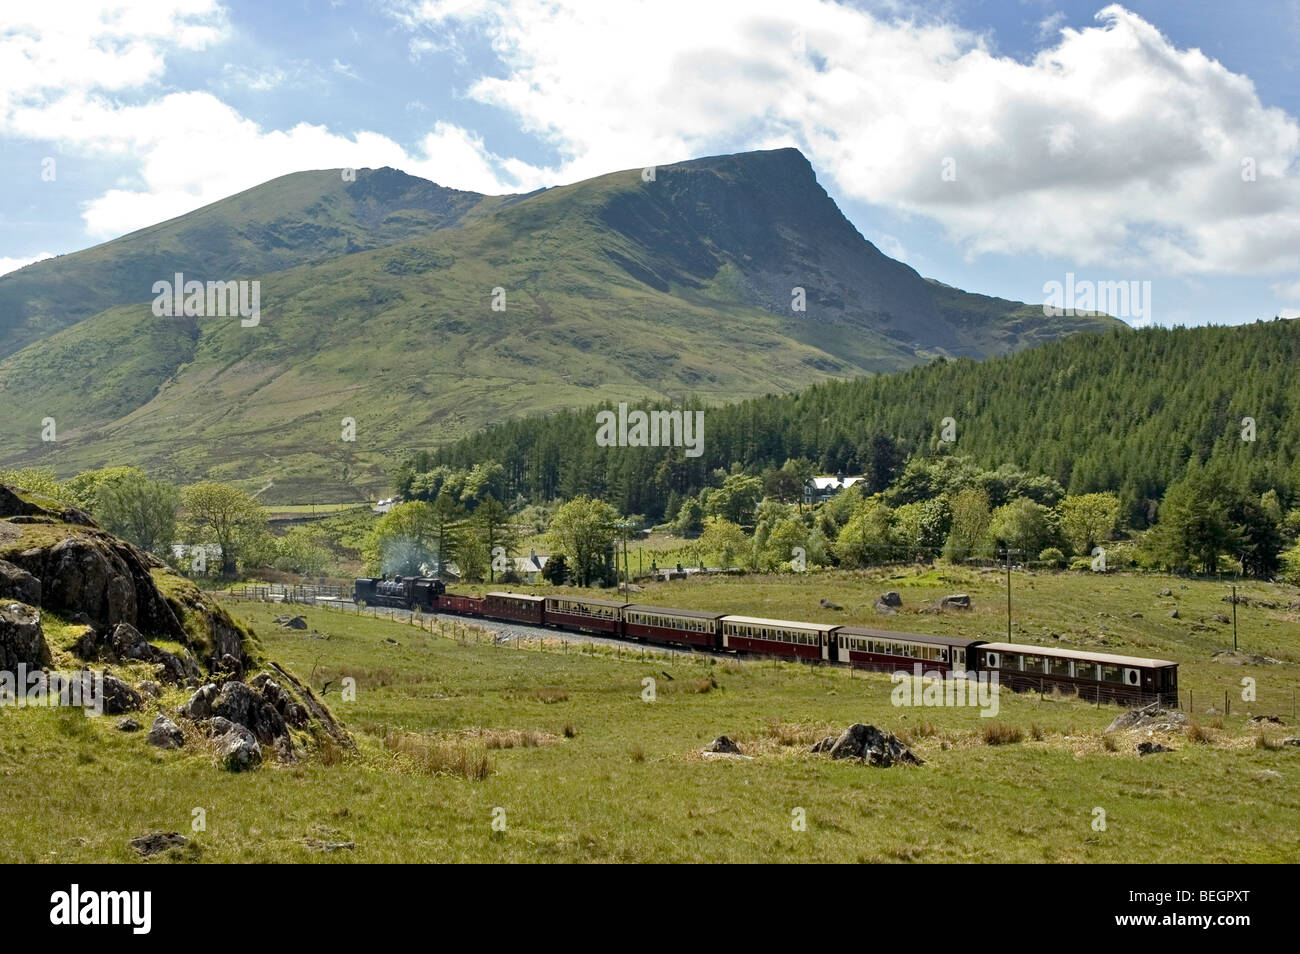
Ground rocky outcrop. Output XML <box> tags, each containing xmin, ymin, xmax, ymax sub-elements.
<box><xmin>211</xmin><ymin>680</ymin><xmax>289</xmax><ymax>745</ymax></box>
<box><xmin>0</xmin><ymin>601</ymin><xmax>50</xmax><ymax>671</ymax></box>
<box><xmin>97</xmin><ymin>671</ymin><xmax>143</xmax><ymax>715</ymax></box>
<box><xmin>201</xmin><ymin>719</ymin><xmax>262</xmax><ymax>772</ymax></box>
<box><xmin>6</xmin><ymin>533</ymin><xmax>186</xmax><ymax>641</ymax></box>
<box><xmin>821</xmin><ymin>723</ymin><xmax>922</xmax><ymax>766</ymax></box>
<box><xmin>1</xmin><ymin>483</ymin><xmax>251</xmax><ymax>670</ymax></box>
<box><xmin>147</xmin><ymin>714</ymin><xmax>184</xmax><ymax>749</ymax></box>
<box><xmin>1137</xmin><ymin>741</ymin><xmax>1173</xmax><ymax>756</ymax></box>
<box><xmin>0</xmin><ymin>485</ymin><xmax>94</xmax><ymax>527</ymax></box>
<box><xmin>0</xmin><ymin>560</ymin><xmax>41</xmax><ymax>605</ymax></box>
<box><xmin>704</xmin><ymin>735</ymin><xmax>742</xmax><ymax>754</ymax></box>
<box><xmin>178</xmin><ymin>666</ymin><xmax>351</xmax><ymax>767</ymax></box>
<box><xmin>1107</xmin><ymin>701</ymin><xmax>1188</xmax><ymax>733</ymax></box>
<box><xmin>939</xmin><ymin>594</ymin><xmax>972</xmax><ymax>611</ymax></box>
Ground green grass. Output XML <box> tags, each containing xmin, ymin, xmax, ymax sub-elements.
<box><xmin>0</xmin><ymin>566</ymin><xmax>1296</xmax><ymax>862</ymax></box>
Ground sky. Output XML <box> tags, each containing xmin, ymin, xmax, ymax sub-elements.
<box><xmin>2</xmin><ymin>0</ymin><xmax>1299</xmax><ymax>327</ymax></box>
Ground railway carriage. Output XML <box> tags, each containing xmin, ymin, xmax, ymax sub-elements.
<box><xmin>833</xmin><ymin>626</ymin><xmax>978</xmax><ymax>675</ymax></box>
<box><xmin>351</xmin><ymin>575</ymin><xmax>1181</xmax><ymax>708</ymax></box>
<box><xmin>439</xmin><ymin>592</ymin><xmax>486</xmax><ymax>615</ymax></box>
<box><xmin>622</xmin><ymin>605</ymin><xmax>722</xmax><ymax>648</ymax></box>
<box><xmin>972</xmin><ymin>642</ymin><xmax>1178</xmax><ymax>705</ymax></box>
<box><xmin>543</xmin><ymin>596</ymin><xmax>627</xmax><ymax>635</ymax></box>
<box><xmin>482</xmin><ymin>591</ymin><xmax>547</xmax><ymax>625</ymax></box>
<box><xmin>721</xmin><ymin>615</ymin><xmax>838</xmax><ymax>661</ymax></box>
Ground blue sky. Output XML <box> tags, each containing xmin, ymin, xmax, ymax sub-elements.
<box><xmin>3</xmin><ymin>0</ymin><xmax>1298</xmax><ymax>326</ymax></box>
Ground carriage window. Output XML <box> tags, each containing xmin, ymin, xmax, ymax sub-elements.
<box><xmin>1048</xmin><ymin>656</ymin><xmax>1071</xmax><ymax>677</ymax></box>
<box><xmin>1099</xmin><ymin>664</ymin><xmax>1123</xmax><ymax>683</ymax></box>
<box><xmin>1021</xmin><ymin>654</ymin><xmax>1043</xmax><ymax>672</ymax></box>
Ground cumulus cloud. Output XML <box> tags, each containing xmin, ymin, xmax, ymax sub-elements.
<box><xmin>3</xmin><ymin>0</ymin><xmax>1299</xmax><ymax>286</ymax></box>
<box><xmin>391</xmin><ymin>0</ymin><xmax>1300</xmax><ymax>277</ymax></box>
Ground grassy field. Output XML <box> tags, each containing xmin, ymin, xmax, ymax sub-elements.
<box><xmin>1</xmin><ymin>566</ymin><xmax>1297</xmax><ymax>863</ymax></box>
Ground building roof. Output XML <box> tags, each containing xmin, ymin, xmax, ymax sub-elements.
<box><xmin>835</xmin><ymin>626</ymin><xmax>981</xmax><ymax>648</ymax></box>
<box><xmin>974</xmin><ymin>642</ymin><xmax>1177</xmax><ymax>669</ymax></box>
<box><xmin>722</xmin><ymin>615</ymin><xmax>840</xmax><ymax>633</ymax></box>
<box><xmin>807</xmin><ymin>475</ymin><xmax>866</xmax><ymax>491</ymax></box>
<box><xmin>624</xmin><ymin>604</ymin><xmax>725</xmax><ymax>620</ymax></box>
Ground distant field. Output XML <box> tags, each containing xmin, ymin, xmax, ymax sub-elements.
<box><xmin>264</xmin><ymin>503</ymin><xmax>368</xmax><ymax>518</ymax></box>
<box><xmin>1</xmin><ymin>567</ymin><xmax>1296</xmax><ymax>863</ymax></box>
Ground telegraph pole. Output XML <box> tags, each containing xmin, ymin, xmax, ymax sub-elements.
<box><xmin>1000</xmin><ymin>548</ymin><xmax>1020</xmax><ymax>641</ymax></box>
<box><xmin>1232</xmin><ymin>583</ymin><xmax>1238</xmax><ymax>652</ymax></box>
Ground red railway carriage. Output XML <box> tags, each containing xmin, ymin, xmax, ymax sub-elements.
<box><xmin>721</xmin><ymin>615</ymin><xmax>838</xmax><ymax>661</ymax></box>
<box><xmin>623</xmin><ymin>605</ymin><xmax>722</xmax><ymax>648</ymax></box>
<box><xmin>834</xmin><ymin>626</ymin><xmax>979</xmax><ymax>675</ymax></box>
<box><xmin>482</xmin><ymin>592</ymin><xmax>546</xmax><ymax>625</ymax></box>
<box><xmin>972</xmin><ymin>642</ymin><xmax>1179</xmax><ymax>705</ymax></box>
<box><xmin>543</xmin><ymin>596</ymin><xmax>626</xmax><ymax>635</ymax></box>
<box><xmin>439</xmin><ymin>593</ymin><xmax>486</xmax><ymax>616</ymax></box>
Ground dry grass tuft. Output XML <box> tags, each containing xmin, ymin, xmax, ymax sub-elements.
<box><xmin>373</xmin><ymin>726</ymin><xmax>492</xmax><ymax>779</ymax></box>
<box><xmin>530</xmin><ymin>686</ymin><xmax>568</xmax><ymax>704</ymax></box>
<box><xmin>982</xmin><ymin>722</ymin><xmax>1024</xmax><ymax>746</ymax></box>
<box><xmin>1186</xmin><ymin>721</ymin><xmax>1218</xmax><ymax>744</ymax></box>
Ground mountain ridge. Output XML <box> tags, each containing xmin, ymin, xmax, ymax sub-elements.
<box><xmin>0</xmin><ymin>147</ymin><xmax>1121</xmax><ymax>500</ymax></box>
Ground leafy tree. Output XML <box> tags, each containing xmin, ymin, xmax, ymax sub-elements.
<box><xmin>834</xmin><ymin>499</ymin><xmax>893</xmax><ymax>567</ymax></box>
<box><xmin>0</xmin><ymin>466</ymin><xmax>70</xmax><ymax>504</ymax></box>
<box><xmin>674</xmin><ymin>496</ymin><xmax>704</xmax><ymax>536</ymax></box>
<box><xmin>96</xmin><ymin>471</ymin><xmax>180</xmax><ymax>554</ymax></box>
<box><xmin>428</xmin><ymin>491</ymin><xmax>466</xmax><ymax>578</ymax></box>
<box><xmin>181</xmin><ymin>482</ymin><xmax>266</xmax><ymax>577</ymax></box>
<box><xmin>1058</xmin><ymin>492</ymin><xmax>1123</xmax><ymax>556</ymax></box>
<box><xmin>762</xmin><ymin>515</ymin><xmax>820</xmax><ymax>571</ymax></box>
<box><xmin>889</xmin><ymin>498</ymin><xmax>950</xmax><ymax>559</ymax></box>
<box><xmin>1148</xmin><ymin>471</ymin><xmax>1239</xmax><ymax>575</ymax></box>
<box><xmin>699</xmin><ymin>516</ymin><xmax>748</xmax><ymax>569</ymax></box>
<box><xmin>943</xmin><ymin>487</ymin><xmax>992</xmax><ymax>564</ymax></box>
<box><xmin>269</xmin><ymin>526</ymin><xmax>332</xmax><ymax>576</ymax></box>
<box><xmin>473</xmin><ymin>495</ymin><xmax>519</xmax><ymax>583</ymax></box>
<box><xmin>762</xmin><ymin>467</ymin><xmax>801</xmax><ymax>505</ymax></box>
<box><xmin>541</xmin><ymin>552</ymin><xmax>569</xmax><ymax>585</ymax></box>
<box><xmin>548</xmin><ymin>496</ymin><xmax>619</xmax><ymax>586</ymax></box>
<box><xmin>989</xmin><ymin>497</ymin><xmax>1053</xmax><ymax>557</ymax></box>
<box><xmin>703</xmin><ymin>473</ymin><xmax>764</xmax><ymax>526</ymax></box>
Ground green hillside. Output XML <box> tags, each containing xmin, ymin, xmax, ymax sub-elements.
<box><xmin>0</xmin><ymin>149</ymin><xmax>1117</xmax><ymax>500</ymax></box>
<box><xmin>0</xmin><ymin>167</ymin><xmax>491</xmax><ymax>360</ymax></box>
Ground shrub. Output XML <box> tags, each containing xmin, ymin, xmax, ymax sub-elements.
<box><xmin>1038</xmin><ymin>547</ymin><xmax>1065</xmax><ymax>568</ymax></box>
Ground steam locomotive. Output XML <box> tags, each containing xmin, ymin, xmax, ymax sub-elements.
<box><xmin>352</xmin><ymin>576</ymin><xmax>1179</xmax><ymax>706</ymax></box>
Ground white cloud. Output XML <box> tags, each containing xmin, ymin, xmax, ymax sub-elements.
<box><xmin>388</xmin><ymin>0</ymin><xmax>1300</xmax><ymax>277</ymax></box>
<box><xmin>0</xmin><ymin>1</ymin><xmax>227</xmax><ymax>107</ymax></box>
<box><xmin>0</xmin><ymin>252</ymin><xmax>54</xmax><ymax>277</ymax></box>
<box><xmin>4</xmin><ymin>0</ymin><xmax>1299</xmax><ymax>284</ymax></box>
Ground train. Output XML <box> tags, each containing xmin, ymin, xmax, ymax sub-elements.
<box><xmin>353</xmin><ymin>575</ymin><xmax>1179</xmax><ymax>706</ymax></box>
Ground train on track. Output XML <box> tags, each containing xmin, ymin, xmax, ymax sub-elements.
<box><xmin>353</xmin><ymin>575</ymin><xmax>1179</xmax><ymax>706</ymax></box>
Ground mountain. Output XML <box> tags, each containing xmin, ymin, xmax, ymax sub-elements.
<box><xmin>0</xmin><ymin>148</ymin><xmax>1120</xmax><ymax>501</ymax></box>
<box><xmin>0</xmin><ymin>167</ymin><xmax>492</xmax><ymax>360</ymax></box>
<box><xmin>429</xmin><ymin>319</ymin><xmax>1300</xmax><ymax>522</ymax></box>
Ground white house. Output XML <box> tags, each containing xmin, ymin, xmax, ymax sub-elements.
<box><xmin>510</xmin><ymin>549</ymin><xmax>549</xmax><ymax>583</ymax></box>
<box><xmin>804</xmin><ymin>475</ymin><xmax>867</xmax><ymax>506</ymax></box>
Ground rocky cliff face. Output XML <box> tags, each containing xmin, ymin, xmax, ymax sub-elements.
<box><xmin>0</xmin><ymin>481</ymin><xmax>349</xmax><ymax>768</ymax></box>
